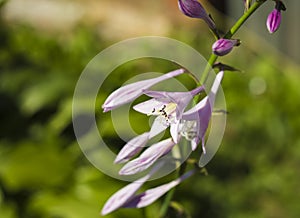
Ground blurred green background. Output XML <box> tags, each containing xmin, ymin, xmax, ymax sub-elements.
<box><xmin>0</xmin><ymin>0</ymin><xmax>299</xmax><ymax>218</ymax></box>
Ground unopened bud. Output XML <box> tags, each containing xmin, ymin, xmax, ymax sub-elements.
<box><xmin>266</xmin><ymin>1</ymin><xmax>286</xmax><ymax>34</ymax></box>
<box><xmin>266</xmin><ymin>9</ymin><xmax>281</xmax><ymax>33</ymax></box>
<box><xmin>212</xmin><ymin>39</ymin><xmax>240</xmax><ymax>56</ymax></box>
<box><xmin>178</xmin><ymin>0</ymin><xmax>217</xmax><ymax>33</ymax></box>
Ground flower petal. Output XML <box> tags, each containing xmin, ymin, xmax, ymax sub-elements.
<box><xmin>101</xmin><ymin>173</ymin><xmax>149</xmax><ymax>215</ymax></box>
<box><xmin>182</xmin><ymin>71</ymin><xmax>224</xmax><ymax>153</ymax></box>
<box><xmin>101</xmin><ymin>162</ymin><xmax>164</xmax><ymax>215</ymax></box>
<box><xmin>119</xmin><ymin>138</ymin><xmax>175</xmax><ymax>175</ymax></box>
<box><xmin>170</xmin><ymin>121</ymin><xmax>181</xmax><ymax>143</ymax></box>
<box><xmin>149</xmin><ymin>116</ymin><xmax>169</xmax><ymax>138</ymax></box>
<box><xmin>114</xmin><ymin>132</ymin><xmax>150</xmax><ymax>164</ymax></box>
<box><xmin>133</xmin><ymin>99</ymin><xmax>165</xmax><ymax>115</ymax></box>
<box><xmin>102</xmin><ymin>69</ymin><xmax>184</xmax><ymax>112</ymax></box>
<box><xmin>124</xmin><ymin>170</ymin><xmax>195</xmax><ymax>208</ymax></box>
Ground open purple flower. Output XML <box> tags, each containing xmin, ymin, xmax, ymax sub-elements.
<box><xmin>133</xmin><ymin>86</ymin><xmax>205</xmax><ymax>141</ymax></box>
<box><xmin>178</xmin><ymin>0</ymin><xmax>216</xmax><ymax>33</ymax></box>
<box><xmin>102</xmin><ymin>69</ymin><xmax>184</xmax><ymax>112</ymax></box>
<box><xmin>181</xmin><ymin>71</ymin><xmax>224</xmax><ymax>153</ymax></box>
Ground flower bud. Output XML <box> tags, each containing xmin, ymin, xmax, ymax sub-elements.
<box><xmin>212</xmin><ymin>39</ymin><xmax>240</xmax><ymax>56</ymax></box>
<box><xmin>266</xmin><ymin>1</ymin><xmax>286</xmax><ymax>34</ymax></box>
<box><xmin>178</xmin><ymin>0</ymin><xmax>208</xmax><ymax>19</ymax></box>
<box><xmin>178</xmin><ymin>0</ymin><xmax>216</xmax><ymax>33</ymax></box>
<box><xmin>266</xmin><ymin>8</ymin><xmax>281</xmax><ymax>33</ymax></box>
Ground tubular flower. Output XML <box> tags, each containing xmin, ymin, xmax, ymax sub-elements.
<box><xmin>178</xmin><ymin>0</ymin><xmax>217</xmax><ymax>33</ymax></box>
<box><xmin>212</xmin><ymin>39</ymin><xmax>240</xmax><ymax>56</ymax></box>
<box><xmin>101</xmin><ymin>165</ymin><xmax>195</xmax><ymax>215</ymax></box>
<box><xmin>118</xmin><ymin>138</ymin><xmax>176</xmax><ymax>175</ymax></box>
<box><xmin>102</xmin><ymin>69</ymin><xmax>184</xmax><ymax>112</ymax></box>
<box><xmin>114</xmin><ymin>132</ymin><xmax>150</xmax><ymax>164</ymax></box>
<box><xmin>101</xmin><ymin>162</ymin><xmax>163</xmax><ymax>215</ymax></box>
<box><xmin>133</xmin><ymin>86</ymin><xmax>205</xmax><ymax>141</ymax></box>
<box><xmin>181</xmin><ymin>71</ymin><xmax>224</xmax><ymax>153</ymax></box>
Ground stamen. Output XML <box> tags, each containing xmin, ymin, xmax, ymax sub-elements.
<box><xmin>150</xmin><ymin>103</ymin><xmax>177</xmax><ymax>125</ymax></box>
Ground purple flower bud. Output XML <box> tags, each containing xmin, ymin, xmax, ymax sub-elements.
<box><xmin>212</xmin><ymin>39</ymin><xmax>240</xmax><ymax>56</ymax></box>
<box><xmin>178</xmin><ymin>0</ymin><xmax>216</xmax><ymax>32</ymax></box>
<box><xmin>266</xmin><ymin>8</ymin><xmax>281</xmax><ymax>34</ymax></box>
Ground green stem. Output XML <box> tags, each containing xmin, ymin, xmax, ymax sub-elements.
<box><xmin>159</xmin><ymin>155</ymin><xmax>187</xmax><ymax>217</ymax></box>
<box><xmin>199</xmin><ymin>0</ymin><xmax>267</xmax><ymax>85</ymax></box>
<box><xmin>158</xmin><ymin>188</ymin><xmax>175</xmax><ymax>218</ymax></box>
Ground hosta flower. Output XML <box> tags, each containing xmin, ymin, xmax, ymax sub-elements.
<box><xmin>212</xmin><ymin>39</ymin><xmax>240</xmax><ymax>56</ymax></box>
<box><xmin>101</xmin><ymin>165</ymin><xmax>195</xmax><ymax>215</ymax></box>
<box><xmin>124</xmin><ymin>169</ymin><xmax>195</xmax><ymax>208</ymax></box>
<box><xmin>101</xmin><ymin>162</ymin><xmax>163</xmax><ymax>215</ymax></box>
<box><xmin>116</xmin><ymin>72</ymin><xmax>223</xmax><ymax>175</ymax></box>
<box><xmin>133</xmin><ymin>86</ymin><xmax>205</xmax><ymax>141</ymax></box>
<box><xmin>102</xmin><ymin>69</ymin><xmax>184</xmax><ymax>112</ymax></box>
<box><xmin>178</xmin><ymin>0</ymin><xmax>217</xmax><ymax>33</ymax></box>
<box><xmin>114</xmin><ymin>132</ymin><xmax>150</xmax><ymax>164</ymax></box>
<box><xmin>181</xmin><ymin>71</ymin><xmax>224</xmax><ymax>153</ymax></box>
<box><xmin>119</xmin><ymin>138</ymin><xmax>176</xmax><ymax>175</ymax></box>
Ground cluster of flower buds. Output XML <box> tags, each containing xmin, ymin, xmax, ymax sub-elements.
<box><xmin>266</xmin><ymin>0</ymin><xmax>286</xmax><ymax>34</ymax></box>
<box><xmin>178</xmin><ymin>0</ymin><xmax>240</xmax><ymax>56</ymax></box>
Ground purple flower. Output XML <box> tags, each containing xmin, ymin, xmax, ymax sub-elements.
<box><xmin>266</xmin><ymin>8</ymin><xmax>281</xmax><ymax>34</ymax></box>
<box><xmin>181</xmin><ymin>71</ymin><xmax>224</xmax><ymax>153</ymax></box>
<box><xmin>119</xmin><ymin>138</ymin><xmax>176</xmax><ymax>175</ymax></box>
<box><xmin>114</xmin><ymin>132</ymin><xmax>150</xmax><ymax>164</ymax></box>
<box><xmin>102</xmin><ymin>69</ymin><xmax>185</xmax><ymax>112</ymax></box>
<box><xmin>178</xmin><ymin>0</ymin><xmax>216</xmax><ymax>32</ymax></box>
<box><xmin>101</xmin><ymin>167</ymin><xmax>195</xmax><ymax>215</ymax></box>
<box><xmin>133</xmin><ymin>86</ymin><xmax>204</xmax><ymax>141</ymax></box>
<box><xmin>212</xmin><ymin>39</ymin><xmax>240</xmax><ymax>56</ymax></box>
<box><xmin>124</xmin><ymin>170</ymin><xmax>195</xmax><ymax>208</ymax></box>
<box><xmin>101</xmin><ymin>162</ymin><xmax>163</xmax><ymax>215</ymax></box>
